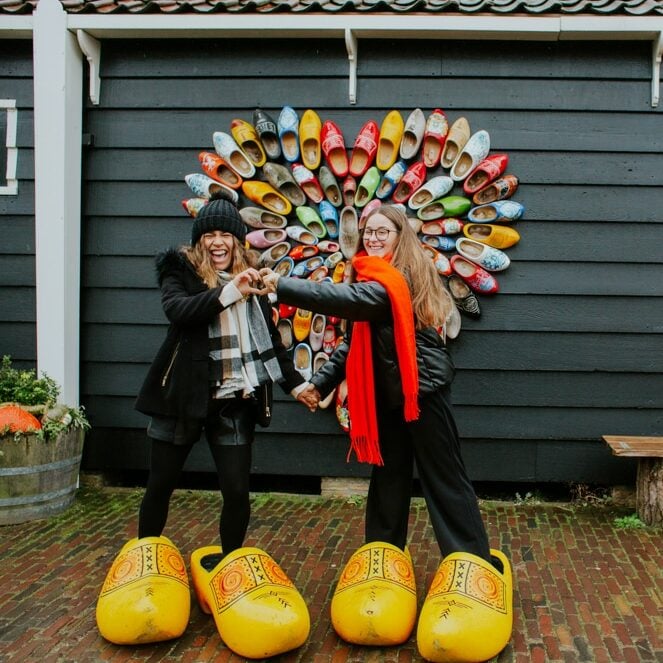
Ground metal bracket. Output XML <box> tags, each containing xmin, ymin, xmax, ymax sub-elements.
<box><xmin>76</xmin><ymin>29</ymin><xmax>101</xmax><ymax>106</ymax></box>
<box><xmin>345</xmin><ymin>28</ymin><xmax>358</xmax><ymax>106</ymax></box>
<box><xmin>653</xmin><ymin>32</ymin><xmax>662</xmax><ymax>108</ymax></box>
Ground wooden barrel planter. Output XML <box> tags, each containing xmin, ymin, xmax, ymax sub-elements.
<box><xmin>0</xmin><ymin>426</ymin><xmax>85</xmax><ymax>525</ymax></box>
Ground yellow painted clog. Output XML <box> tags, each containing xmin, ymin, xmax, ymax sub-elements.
<box><xmin>96</xmin><ymin>536</ymin><xmax>190</xmax><ymax>645</ymax></box>
<box><xmin>299</xmin><ymin>109</ymin><xmax>322</xmax><ymax>171</ymax></box>
<box><xmin>230</xmin><ymin>118</ymin><xmax>267</xmax><ymax>167</ymax></box>
<box><xmin>376</xmin><ymin>110</ymin><xmax>404</xmax><ymax>171</ymax></box>
<box><xmin>331</xmin><ymin>541</ymin><xmax>417</xmax><ymax>646</ymax></box>
<box><xmin>191</xmin><ymin>545</ymin><xmax>310</xmax><ymax>659</ymax></box>
<box><xmin>416</xmin><ymin>549</ymin><xmax>513</xmax><ymax>663</ymax></box>
<box><xmin>241</xmin><ymin>181</ymin><xmax>292</xmax><ymax>216</ymax></box>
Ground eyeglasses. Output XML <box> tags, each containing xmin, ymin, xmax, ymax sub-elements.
<box><xmin>362</xmin><ymin>227</ymin><xmax>399</xmax><ymax>241</ymax></box>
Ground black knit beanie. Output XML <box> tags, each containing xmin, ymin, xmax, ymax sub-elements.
<box><xmin>191</xmin><ymin>193</ymin><xmax>246</xmax><ymax>245</ymax></box>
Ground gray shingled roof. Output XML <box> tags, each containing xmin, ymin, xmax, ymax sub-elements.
<box><xmin>1</xmin><ymin>0</ymin><xmax>662</xmax><ymax>16</ymax></box>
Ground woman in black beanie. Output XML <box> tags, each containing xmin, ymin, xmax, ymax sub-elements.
<box><xmin>134</xmin><ymin>193</ymin><xmax>314</xmax><ymax>564</ymax></box>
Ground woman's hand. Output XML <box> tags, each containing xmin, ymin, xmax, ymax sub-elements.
<box><xmin>296</xmin><ymin>384</ymin><xmax>321</xmax><ymax>412</ymax></box>
<box><xmin>259</xmin><ymin>268</ymin><xmax>280</xmax><ymax>294</ymax></box>
<box><xmin>233</xmin><ymin>268</ymin><xmax>268</xmax><ymax>297</ymax></box>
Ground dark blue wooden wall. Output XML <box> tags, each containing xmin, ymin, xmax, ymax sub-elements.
<box><xmin>5</xmin><ymin>36</ymin><xmax>663</xmax><ymax>486</ymax></box>
<box><xmin>0</xmin><ymin>41</ymin><xmax>35</xmax><ymax>370</ymax></box>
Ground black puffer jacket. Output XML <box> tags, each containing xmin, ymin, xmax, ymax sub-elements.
<box><xmin>276</xmin><ymin>277</ymin><xmax>455</xmax><ymax>411</ymax></box>
<box><xmin>135</xmin><ymin>249</ymin><xmax>304</xmax><ymax>419</ymax></box>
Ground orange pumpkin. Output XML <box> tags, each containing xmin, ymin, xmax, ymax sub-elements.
<box><xmin>0</xmin><ymin>404</ymin><xmax>42</xmax><ymax>433</ymax></box>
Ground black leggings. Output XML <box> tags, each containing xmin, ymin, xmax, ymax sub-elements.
<box><xmin>138</xmin><ymin>439</ymin><xmax>252</xmax><ymax>555</ymax></box>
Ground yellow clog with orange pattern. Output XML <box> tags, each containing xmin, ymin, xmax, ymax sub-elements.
<box><xmin>96</xmin><ymin>536</ymin><xmax>190</xmax><ymax>645</ymax></box>
<box><xmin>191</xmin><ymin>545</ymin><xmax>310</xmax><ymax>659</ymax></box>
<box><xmin>416</xmin><ymin>549</ymin><xmax>513</xmax><ymax>663</ymax></box>
<box><xmin>331</xmin><ymin>541</ymin><xmax>417</xmax><ymax>646</ymax></box>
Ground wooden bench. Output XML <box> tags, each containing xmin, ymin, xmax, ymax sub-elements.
<box><xmin>602</xmin><ymin>436</ymin><xmax>663</xmax><ymax>526</ymax></box>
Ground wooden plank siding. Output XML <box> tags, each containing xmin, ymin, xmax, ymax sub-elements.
<box><xmin>74</xmin><ymin>37</ymin><xmax>662</xmax><ymax>485</ymax></box>
<box><xmin>0</xmin><ymin>41</ymin><xmax>36</xmax><ymax>369</ymax></box>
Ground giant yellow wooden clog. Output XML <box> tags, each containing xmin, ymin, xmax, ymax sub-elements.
<box><xmin>191</xmin><ymin>545</ymin><xmax>310</xmax><ymax>659</ymax></box>
<box><xmin>331</xmin><ymin>541</ymin><xmax>417</xmax><ymax>646</ymax></box>
<box><xmin>416</xmin><ymin>548</ymin><xmax>513</xmax><ymax>663</ymax></box>
<box><xmin>96</xmin><ymin>536</ymin><xmax>190</xmax><ymax>645</ymax></box>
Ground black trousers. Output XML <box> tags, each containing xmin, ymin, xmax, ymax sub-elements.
<box><xmin>365</xmin><ymin>387</ymin><xmax>491</xmax><ymax>563</ymax></box>
<box><xmin>138</xmin><ymin>398</ymin><xmax>254</xmax><ymax>554</ymax></box>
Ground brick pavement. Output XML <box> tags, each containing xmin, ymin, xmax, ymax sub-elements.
<box><xmin>0</xmin><ymin>485</ymin><xmax>661</xmax><ymax>663</ymax></box>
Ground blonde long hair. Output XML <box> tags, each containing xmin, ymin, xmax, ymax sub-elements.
<box><xmin>182</xmin><ymin>237</ymin><xmax>255</xmax><ymax>288</ymax></box>
<box><xmin>362</xmin><ymin>205</ymin><xmax>454</xmax><ymax>329</ymax></box>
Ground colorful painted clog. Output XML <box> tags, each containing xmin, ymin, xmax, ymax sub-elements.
<box><xmin>392</xmin><ymin>161</ymin><xmax>427</xmax><ymax>205</ymax></box>
<box><xmin>246</xmin><ymin>228</ymin><xmax>288</xmax><ymax>249</ymax></box>
<box><xmin>212</xmin><ymin>131</ymin><xmax>256</xmax><ymax>179</ymax></box>
<box><xmin>230</xmin><ymin>118</ymin><xmax>266</xmax><ymax>168</ymax></box>
<box><xmin>376</xmin><ymin>110</ymin><xmax>404</xmax><ymax>171</ymax></box>
<box><xmin>456</xmin><ymin>237</ymin><xmax>511</xmax><ymax>271</ymax></box>
<box><xmin>185</xmin><ymin>173</ymin><xmax>238</xmax><ymax>204</ymax></box>
<box><xmin>96</xmin><ymin>536</ymin><xmax>190</xmax><ymax>645</ymax></box>
<box><xmin>463</xmin><ymin>153</ymin><xmax>509</xmax><ymax>195</ymax></box>
<box><xmin>422</xmin><ymin>108</ymin><xmax>449</xmax><ymax>168</ymax></box>
<box><xmin>292</xmin><ymin>162</ymin><xmax>324</xmax><ymax>204</ymax></box>
<box><xmin>318</xmin><ymin>165</ymin><xmax>343</xmax><ymax>207</ymax></box>
<box><xmin>450</xmin><ymin>129</ymin><xmax>491</xmax><ymax>182</ymax></box>
<box><xmin>473</xmin><ymin>174</ymin><xmax>519</xmax><ymax>205</ymax></box>
<box><xmin>376</xmin><ymin>160</ymin><xmax>407</xmax><ymax>200</ymax></box>
<box><xmin>441</xmin><ymin>116</ymin><xmax>470</xmax><ymax>169</ymax></box>
<box><xmin>299</xmin><ymin>109</ymin><xmax>322</xmax><ymax>170</ymax></box>
<box><xmin>416</xmin><ymin>549</ymin><xmax>513</xmax><ymax>663</ymax></box>
<box><xmin>399</xmin><ymin>108</ymin><xmax>426</xmax><ymax>161</ymax></box>
<box><xmin>468</xmin><ymin>200</ymin><xmax>525</xmax><ymax>223</ymax></box>
<box><xmin>296</xmin><ymin>205</ymin><xmax>327</xmax><ymax>239</ymax></box>
<box><xmin>446</xmin><ymin>273</ymin><xmax>481</xmax><ymax>318</ymax></box>
<box><xmin>349</xmin><ymin>120</ymin><xmax>379</xmax><ymax>178</ymax></box>
<box><xmin>318</xmin><ymin>200</ymin><xmax>340</xmax><ymax>238</ymax></box>
<box><xmin>198</xmin><ymin>151</ymin><xmax>243</xmax><ymax>189</ymax></box>
<box><xmin>321</xmin><ymin>120</ymin><xmax>349</xmax><ymax>178</ymax></box>
<box><xmin>278</xmin><ymin>105</ymin><xmax>300</xmax><ymax>163</ymax></box>
<box><xmin>253</xmin><ymin>108</ymin><xmax>281</xmax><ymax>161</ymax></box>
<box><xmin>331</xmin><ymin>541</ymin><xmax>417</xmax><ymax>646</ymax></box>
<box><xmin>408</xmin><ymin>175</ymin><xmax>454</xmax><ymax>210</ymax></box>
<box><xmin>242</xmin><ymin>181</ymin><xmax>292</xmax><ymax>215</ymax></box>
<box><xmin>263</xmin><ymin>162</ymin><xmax>306</xmax><ymax>207</ymax></box>
<box><xmin>190</xmin><ymin>546</ymin><xmax>310</xmax><ymax>659</ymax></box>
<box><xmin>450</xmin><ymin>254</ymin><xmax>499</xmax><ymax>294</ymax></box>
<box><xmin>463</xmin><ymin>222</ymin><xmax>521</xmax><ymax>249</ymax></box>
<box><xmin>354</xmin><ymin>166</ymin><xmax>381</xmax><ymax>208</ymax></box>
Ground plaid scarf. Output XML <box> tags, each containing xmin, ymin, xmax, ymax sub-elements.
<box><xmin>346</xmin><ymin>252</ymin><xmax>420</xmax><ymax>465</ymax></box>
<box><xmin>209</xmin><ymin>272</ymin><xmax>283</xmax><ymax>398</ymax></box>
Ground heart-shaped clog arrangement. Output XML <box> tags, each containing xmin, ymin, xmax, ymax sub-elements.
<box><xmin>183</xmin><ymin>107</ymin><xmax>525</xmax><ymax>422</ymax></box>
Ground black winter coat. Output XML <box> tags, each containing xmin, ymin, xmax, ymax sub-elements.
<box><xmin>276</xmin><ymin>277</ymin><xmax>455</xmax><ymax>411</ymax></box>
<box><xmin>135</xmin><ymin>249</ymin><xmax>304</xmax><ymax>420</ymax></box>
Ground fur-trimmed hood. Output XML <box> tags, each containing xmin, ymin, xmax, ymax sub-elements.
<box><xmin>154</xmin><ymin>248</ymin><xmax>196</xmax><ymax>286</ymax></box>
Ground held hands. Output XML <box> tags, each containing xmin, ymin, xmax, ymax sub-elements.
<box><xmin>259</xmin><ymin>268</ymin><xmax>280</xmax><ymax>294</ymax></box>
<box><xmin>233</xmin><ymin>268</ymin><xmax>269</xmax><ymax>297</ymax></box>
<box><xmin>296</xmin><ymin>383</ymin><xmax>321</xmax><ymax>413</ymax></box>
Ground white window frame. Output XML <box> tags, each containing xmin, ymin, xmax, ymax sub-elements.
<box><xmin>0</xmin><ymin>99</ymin><xmax>18</xmax><ymax>196</ymax></box>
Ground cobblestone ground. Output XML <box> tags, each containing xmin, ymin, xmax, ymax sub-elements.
<box><xmin>0</xmin><ymin>486</ymin><xmax>661</xmax><ymax>663</ymax></box>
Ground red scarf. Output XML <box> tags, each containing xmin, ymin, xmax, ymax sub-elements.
<box><xmin>346</xmin><ymin>252</ymin><xmax>420</xmax><ymax>465</ymax></box>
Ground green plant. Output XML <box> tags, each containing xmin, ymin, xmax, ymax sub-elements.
<box><xmin>0</xmin><ymin>355</ymin><xmax>59</xmax><ymax>406</ymax></box>
<box><xmin>0</xmin><ymin>355</ymin><xmax>89</xmax><ymax>441</ymax></box>
<box><xmin>614</xmin><ymin>514</ymin><xmax>646</xmax><ymax>530</ymax></box>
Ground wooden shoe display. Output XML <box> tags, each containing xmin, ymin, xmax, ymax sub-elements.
<box><xmin>183</xmin><ymin>105</ymin><xmax>527</xmax><ymax>353</ymax></box>
<box><xmin>331</xmin><ymin>541</ymin><xmax>417</xmax><ymax>646</ymax></box>
<box><xmin>416</xmin><ymin>549</ymin><xmax>513</xmax><ymax>663</ymax></box>
<box><xmin>191</xmin><ymin>546</ymin><xmax>310</xmax><ymax>659</ymax></box>
<box><xmin>96</xmin><ymin>536</ymin><xmax>190</xmax><ymax>645</ymax></box>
